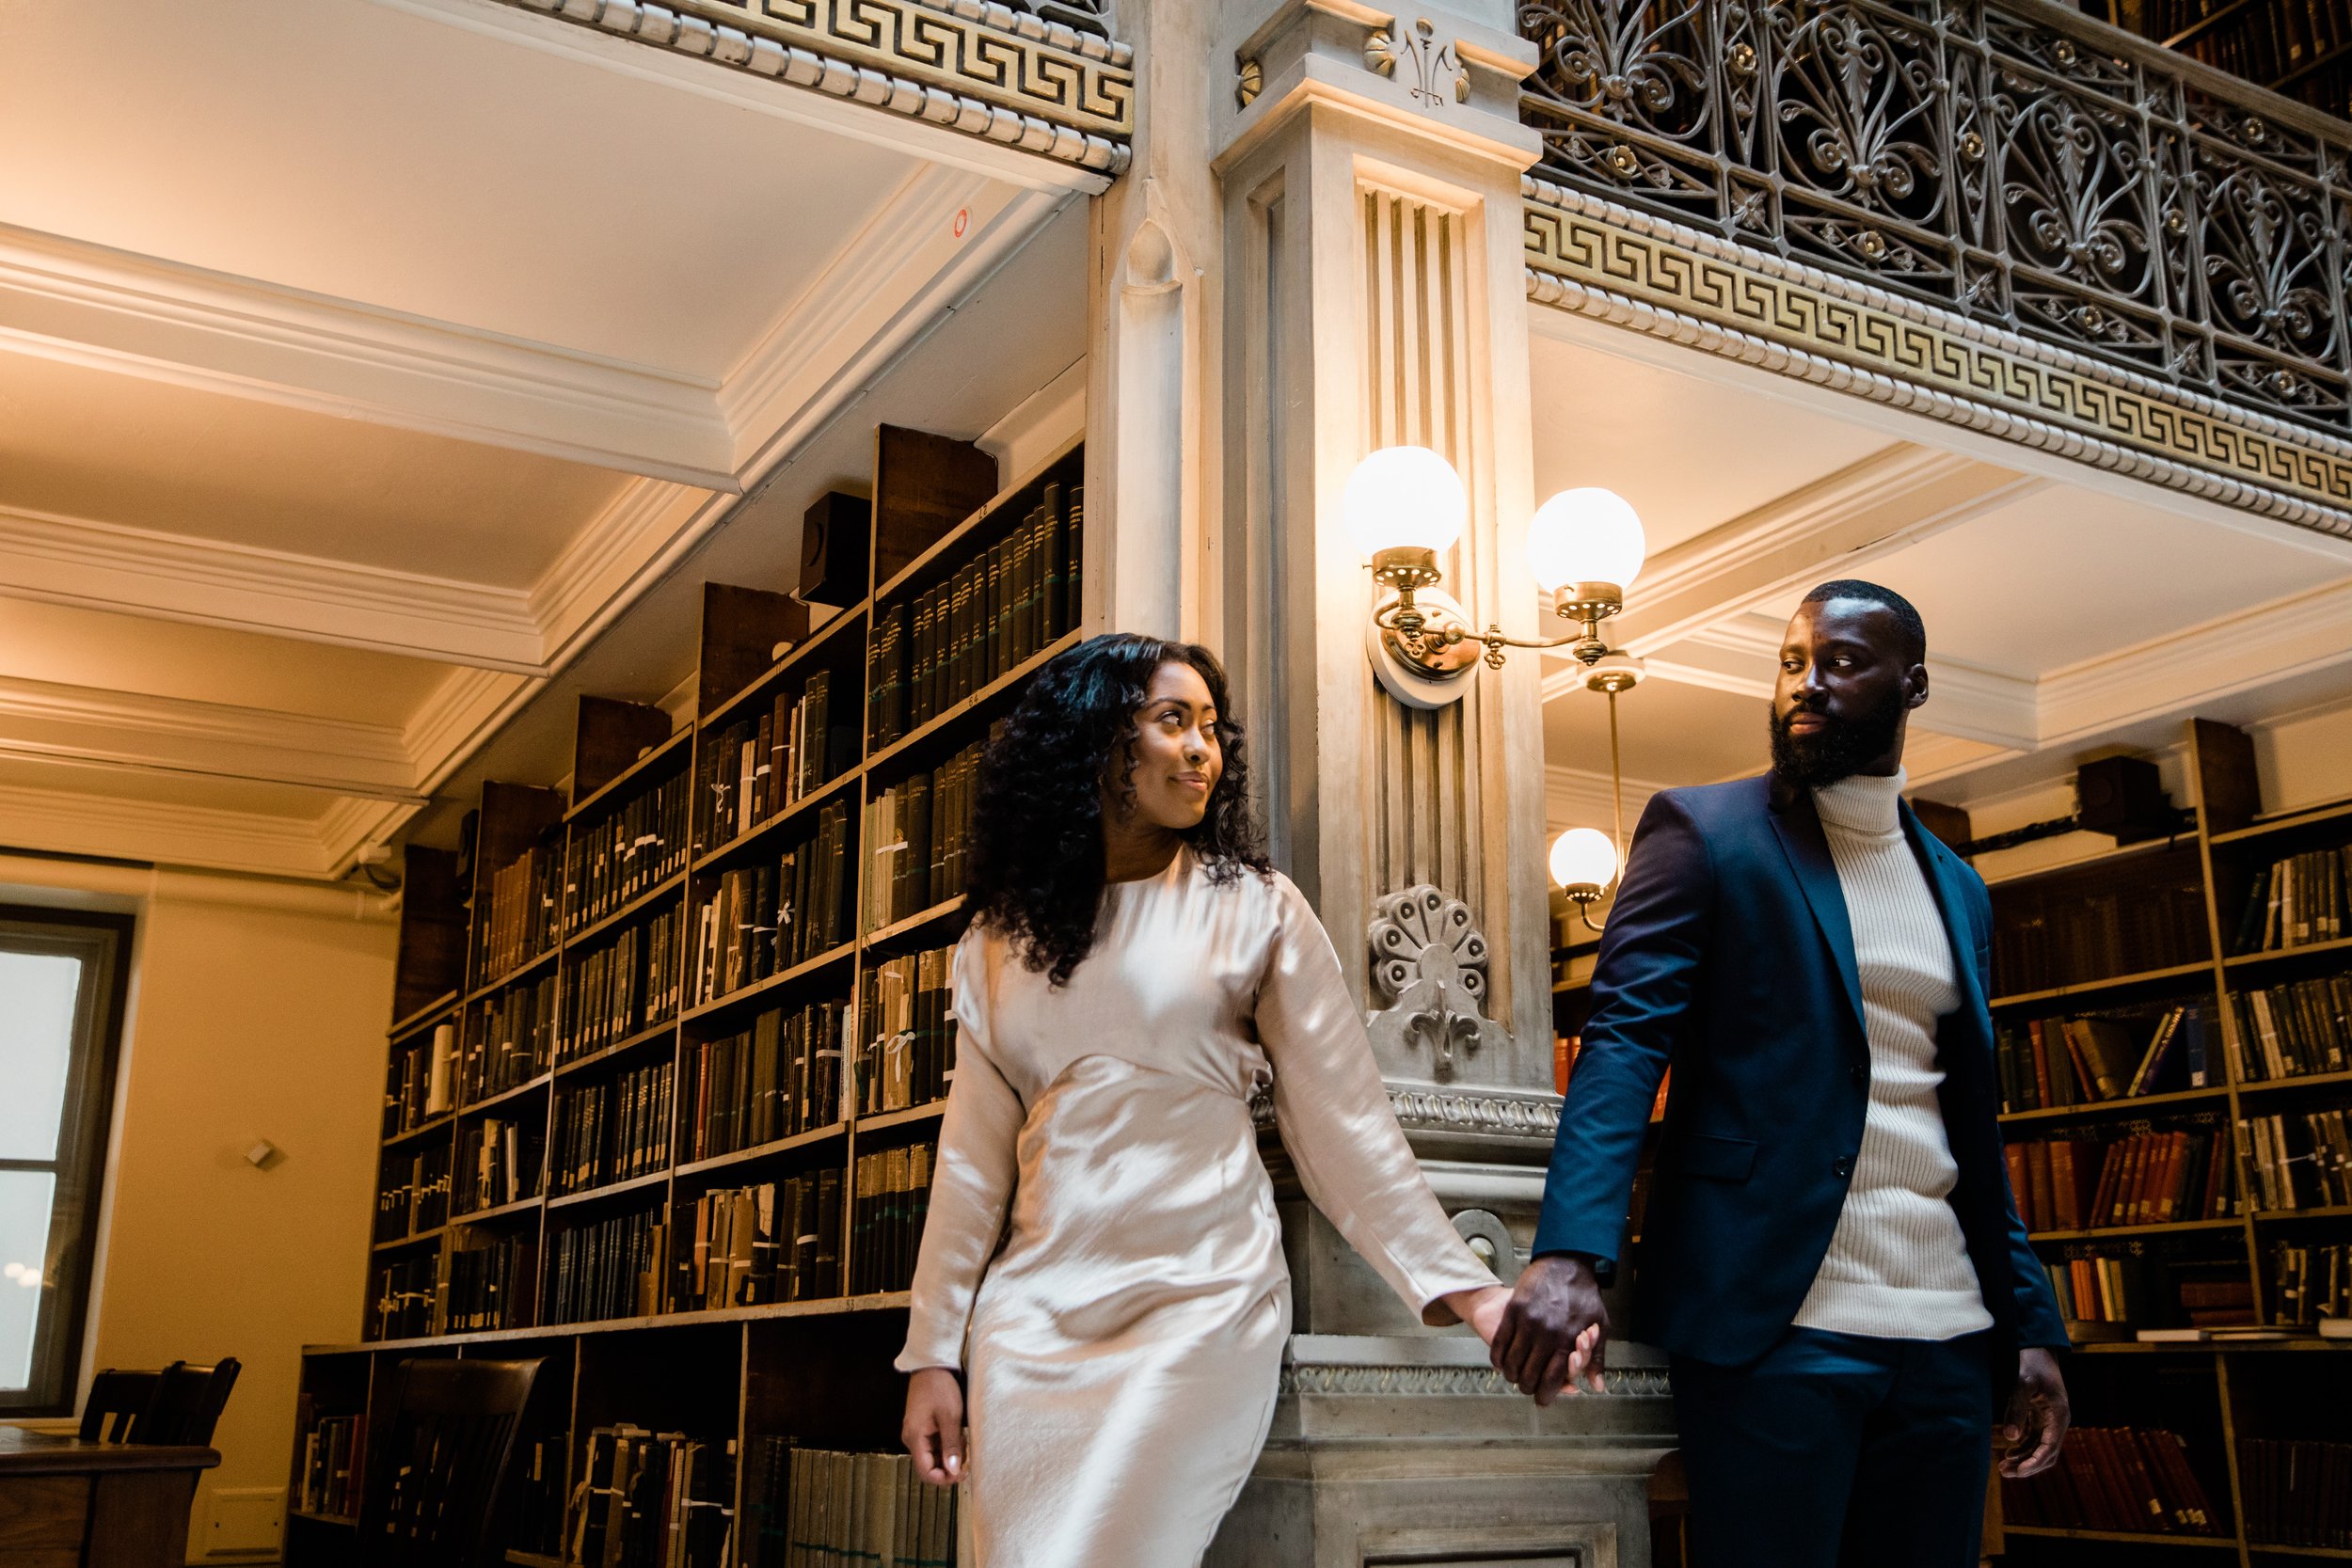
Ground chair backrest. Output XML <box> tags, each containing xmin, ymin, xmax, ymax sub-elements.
<box><xmin>358</xmin><ymin>1357</ymin><xmax>544</xmax><ymax>1568</ymax></box>
<box><xmin>76</xmin><ymin>1359</ymin><xmax>240</xmax><ymax>1445</ymax></box>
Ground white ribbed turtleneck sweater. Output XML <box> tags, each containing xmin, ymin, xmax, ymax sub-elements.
<box><xmin>1791</xmin><ymin>768</ymin><xmax>1994</xmax><ymax>1341</ymax></box>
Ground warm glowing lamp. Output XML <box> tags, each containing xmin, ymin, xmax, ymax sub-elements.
<box><xmin>1343</xmin><ymin>445</ymin><xmax>1468</xmax><ymax>564</ymax></box>
<box><xmin>1526</xmin><ymin>486</ymin><xmax>1647</xmax><ymax>626</ymax></box>
<box><xmin>1549</xmin><ymin>827</ymin><xmax>1620</xmax><ymax>901</ymax></box>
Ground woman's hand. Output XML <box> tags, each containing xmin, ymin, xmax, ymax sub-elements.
<box><xmin>1442</xmin><ymin>1284</ymin><xmax>1514</xmax><ymax>1346</ymax></box>
<box><xmin>901</xmin><ymin>1367</ymin><xmax>966</xmax><ymax>1487</ymax></box>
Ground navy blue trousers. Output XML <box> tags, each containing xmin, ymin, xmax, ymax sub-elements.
<box><xmin>1670</xmin><ymin>1327</ymin><xmax>1994</xmax><ymax>1568</ymax></box>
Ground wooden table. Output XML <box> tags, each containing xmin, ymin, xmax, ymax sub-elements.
<box><xmin>0</xmin><ymin>1427</ymin><xmax>217</xmax><ymax>1568</ymax></box>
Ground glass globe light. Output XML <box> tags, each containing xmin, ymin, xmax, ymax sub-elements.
<box><xmin>1548</xmin><ymin>827</ymin><xmax>1620</xmax><ymax>896</ymax></box>
<box><xmin>1343</xmin><ymin>446</ymin><xmax>1468</xmax><ymax>561</ymax></box>
<box><xmin>1526</xmin><ymin>487</ymin><xmax>1647</xmax><ymax>594</ymax></box>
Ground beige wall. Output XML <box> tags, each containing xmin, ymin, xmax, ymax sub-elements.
<box><xmin>3</xmin><ymin>859</ymin><xmax>393</xmax><ymax>1562</ymax></box>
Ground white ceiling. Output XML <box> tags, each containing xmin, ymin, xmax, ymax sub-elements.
<box><xmin>1532</xmin><ymin>323</ymin><xmax>2352</xmax><ymax>837</ymax></box>
<box><xmin>0</xmin><ymin>0</ymin><xmax>1098</xmax><ymax>877</ymax></box>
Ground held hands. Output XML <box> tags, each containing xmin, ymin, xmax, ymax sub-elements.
<box><xmin>1997</xmin><ymin>1348</ymin><xmax>2071</xmax><ymax>1480</ymax></box>
<box><xmin>1490</xmin><ymin>1254</ymin><xmax>1609</xmax><ymax>1404</ymax></box>
<box><xmin>901</xmin><ymin>1367</ymin><xmax>966</xmax><ymax>1489</ymax></box>
<box><xmin>1441</xmin><ymin>1283</ymin><xmax>1514</xmax><ymax>1346</ymax></box>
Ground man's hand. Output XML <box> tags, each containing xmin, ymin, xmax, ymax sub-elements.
<box><xmin>1997</xmin><ymin>1348</ymin><xmax>2070</xmax><ymax>1479</ymax></box>
<box><xmin>1492</xmin><ymin>1254</ymin><xmax>1609</xmax><ymax>1405</ymax></box>
<box><xmin>901</xmin><ymin>1367</ymin><xmax>966</xmax><ymax>1487</ymax></box>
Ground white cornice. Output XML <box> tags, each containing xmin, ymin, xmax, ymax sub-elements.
<box><xmin>0</xmin><ymin>676</ymin><xmax>421</xmax><ymax>801</ymax></box>
<box><xmin>0</xmin><ymin>504</ymin><xmax>546</xmax><ymax>672</ymax></box>
<box><xmin>1619</xmin><ymin>446</ymin><xmax>2042</xmax><ymax>657</ymax></box>
<box><xmin>0</xmin><ymin>784</ymin><xmax>343</xmax><ymax>879</ymax></box>
<box><xmin>0</xmin><ymin>222</ymin><xmax>737</xmax><ymax>489</ymax></box>
<box><xmin>1544</xmin><ymin>764</ymin><xmax>1664</xmax><ymax>832</ymax></box>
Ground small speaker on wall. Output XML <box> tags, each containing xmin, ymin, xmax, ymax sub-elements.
<box><xmin>2075</xmin><ymin>754</ymin><xmax>2172</xmax><ymax>843</ymax></box>
<box><xmin>799</xmin><ymin>492</ymin><xmax>872</xmax><ymax>609</ymax></box>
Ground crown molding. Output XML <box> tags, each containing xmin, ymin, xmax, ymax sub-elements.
<box><xmin>0</xmin><ymin>782</ymin><xmax>344</xmax><ymax>879</ymax></box>
<box><xmin>1618</xmin><ymin>447</ymin><xmax>2042</xmax><ymax>659</ymax></box>
<box><xmin>0</xmin><ymin>503</ymin><xmax>545</xmax><ymax>673</ymax></box>
<box><xmin>0</xmin><ymin>222</ymin><xmax>736</xmax><ymax>489</ymax></box>
<box><xmin>1543</xmin><ymin>763</ymin><xmax>1663</xmax><ymax>833</ymax></box>
<box><xmin>0</xmin><ymin>676</ymin><xmax>420</xmax><ymax>801</ymax></box>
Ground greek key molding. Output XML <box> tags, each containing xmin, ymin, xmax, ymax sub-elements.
<box><xmin>502</xmin><ymin>0</ymin><xmax>1132</xmax><ymax>174</ymax></box>
<box><xmin>1387</xmin><ymin>1085</ymin><xmax>1564</xmax><ymax>1140</ymax></box>
<box><xmin>1524</xmin><ymin>180</ymin><xmax>2352</xmax><ymax>540</ymax></box>
<box><xmin>1281</xmin><ymin>1361</ymin><xmax>1670</xmax><ymax>1399</ymax></box>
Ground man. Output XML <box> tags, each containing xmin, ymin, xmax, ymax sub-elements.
<box><xmin>1495</xmin><ymin>581</ymin><xmax>2069</xmax><ymax>1567</ymax></box>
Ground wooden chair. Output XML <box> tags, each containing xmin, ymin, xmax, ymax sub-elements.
<box><xmin>357</xmin><ymin>1357</ymin><xmax>544</xmax><ymax>1568</ymax></box>
<box><xmin>77</xmin><ymin>1358</ymin><xmax>240</xmax><ymax>1446</ymax></box>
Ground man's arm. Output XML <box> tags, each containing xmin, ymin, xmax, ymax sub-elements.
<box><xmin>1496</xmin><ymin>793</ymin><xmax>1715</xmax><ymax>1401</ymax></box>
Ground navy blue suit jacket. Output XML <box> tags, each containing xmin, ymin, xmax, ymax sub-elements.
<box><xmin>1532</xmin><ymin>773</ymin><xmax>2067</xmax><ymax>1369</ymax></box>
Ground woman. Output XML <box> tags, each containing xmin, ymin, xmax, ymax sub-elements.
<box><xmin>897</xmin><ymin>633</ymin><xmax>1515</xmax><ymax>1566</ymax></box>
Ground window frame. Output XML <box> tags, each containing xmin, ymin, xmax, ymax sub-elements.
<box><xmin>0</xmin><ymin>906</ymin><xmax>133</xmax><ymax>1418</ymax></box>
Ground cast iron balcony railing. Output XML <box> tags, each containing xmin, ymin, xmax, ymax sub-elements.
<box><xmin>1518</xmin><ymin>0</ymin><xmax>2352</xmax><ymax>436</ymax></box>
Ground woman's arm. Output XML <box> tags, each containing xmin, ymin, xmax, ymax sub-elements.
<box><xmin>1256</xmin><ymin>876</ymin><xmax>1502</xmax><ymax>1329</ymax></box>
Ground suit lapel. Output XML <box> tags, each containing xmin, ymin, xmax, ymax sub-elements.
<box><xmin>1906</xmin><ymin>806</ymin><xmax>1989</xmax><ymax>1022</ymax></box>
<box><xmin>1766</xmin><ymin>787</ymin><xmax>1867</xmax><ymax>1042</ymax></box>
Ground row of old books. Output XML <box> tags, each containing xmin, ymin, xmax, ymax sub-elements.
<box><xmin>2137</xmin><ymin>0</ymin><xmax>2349</xmax><ymax>102</ymax></box>
<box><xmin>445</xmin><ymin>1231</ymin><xmax>535</xmax><ymax>1333</ymax></box>
<box><xmin>2239</xmin><ymin>1438</ymin><xmax>2352</xmax><ymax>1548</ymax></box>
<box><xmin>385</xmin><ymin>1022</ymin><xmax>456</xmax><ymax>1135</ymax></box>
<box><xmin>510</xmin><ymin>1433</ymin><xmax>569</xmax><ymax>1557</ymax></box>
<box><xmin>454</xmin><ymin>1114</ymin><xmax>542</xmax><ymax>1214</ymax></box>
<box><xmin>2268</xmin><ymin>1240</ymin><xmax>2352</xmax><ymax>1328</ymax></box>
<box><xmin>848</xmin><ymin>1143</ymin><xmax>934</xmax><ymax>1296</ymax></box>
<box><xmin>739</xmin><ymin>1444</ymin><xmax>957</xmax><ymax>1568</ymax></box>
<box><xmin>2224</xmin><ymin>975</ymin><xmax>2352</xmax><ymax>1082</ymax></box>
<box><xmin>547</xmin><ymin>1206</ymin><xmax>667</xmax><ymax>1324</ymax></box>
<box><xmin>374</xmin><ymin>1144</ymin><xmax>451</xmax><ymax>1243</ymax></box>
<box><xmin>1999</xmin><ymin>1426</ymin><xmax>2221</xmax><ymax>1536</ymax></box>
<box><xmin>2233</xmin><ymin>847</ymin><xmax>2351</xmax><ymax>953</ymax></box>
<box><xmin>470</xmin><ymin>971</ymin><xmax>556</xmax><ymax>1098</ymax></box>
<box><xmin>674</xmin><ymin>1174</ymin><xmax>844</xmax><ymax>1310</ymax></box>
<box><xmin>1995</xmin><ymin>1006</ymin><xmax>2212</xmax><ymax>1114</ymax></box>
<box><xmin>691</xmin><ymin>800</ymin><xmax>854</xmax><ymax>1006</ymax></box>
<box><xmin>861</xmin><ymin>740</ymin><xmax>983</xmax><ymax>933</ymax></box>
<box><xmin>569</xmin><ymin>1425</ymin><xmax>736</xmax><ymax>1568</ymax></box>
<box><xmin>1991</xmin><ymin>882</ymin><xmax>2210</xmax><ymax>995</ymax></box>
<box><xmin>295</xmin><ymin>1407</ymin><xmax>363</xmax><ymax>1518</ymax></box>
<box><xmin>560</xmin><ymin>910</ymin><xmax>684</xmax><ymax>1065</ymax></box>
<box><xmin>568</xmin><ymin>765</ymin><xmax>691</xmax><ymax>932</ymax></box>
<box><xmin>2240</xmin><ymin>1108</ymin><xmax>2352</xmax><ymax>1211</ymax></box>
<box><xmin>696</xmin><ymin>671</ymin><xmax>852</xmax><ymax>857</ymax></box>
<box><xmin>370</xmin><ymin>1253</ymin><xmax>436</xmax><ymax>1339</ymax></box>
<box><xmin>679</xmin><ymin>998</ymin><xmax>850</xmax><ymax>1164</ymax></box>
<box><xmin>2006</xmin><ymin>1127</ymin><xmax>2233</xmax><ymax>1232</ymax></box>
<box><xmin>479</xmin><ymin>837</ymin><xmax>564</xmax><ymax>987</ymax></box>
<box><xmin>553</xmin><ymin>1060</ymin><xmax>675</xmax><ymax>1196</ymax></box>
<box><xmin>858</xmin><ymin>945</ymin><xmax>956</xmax><ymax>1117</ymax></box>
<box><xmin>866</xmin><ymin>481</ymin><xmax>1082</xmax><ymax>749</ymax></box>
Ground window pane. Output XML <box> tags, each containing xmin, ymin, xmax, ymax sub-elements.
<box><xmin>0</xmin><ymin>1170</ymin><xmax>56</xmax><ymax>1393</ymax></box>
<box><xmin>0</xmin><ymin>952</ymin><xmax>80</xmax><ymax>1161</ymax></box>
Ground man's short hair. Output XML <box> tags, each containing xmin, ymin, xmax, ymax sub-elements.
<box><xmin>1801</xmin><ymin>579</ymin><xmax>1926</xmax><ymax>665</ymax></box>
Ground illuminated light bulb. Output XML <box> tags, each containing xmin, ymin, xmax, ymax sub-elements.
<box><xmin>1527</xmin><ymin>487</ymin><xmax>1647</xmax><ymax>594</ymax></box>
<box><xmin>1549</xmin><ymin>827</ymin><xmax>1620</xmax><ymax>896</ymax></box>
<box><xmin>1343</xmin><ymin>446</ymin><xmax>1468</xmax><ymax>561</ymax></box>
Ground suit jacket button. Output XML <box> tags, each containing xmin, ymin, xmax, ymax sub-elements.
<box><xmin>1834</xmin><ymin>1156</ymin><xmax>1853</xmax><ymax>1180</ymax></box>
<box><xmin>1851</xmin><ymin>1065</ymin><xmax>1867</xmax><ymax>1086</ymax></box>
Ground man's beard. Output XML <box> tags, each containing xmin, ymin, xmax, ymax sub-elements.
<box><xmin>1769</xmin><ymin>691</ymin><xmax>1906</xmax><ymax>788</ymax></box>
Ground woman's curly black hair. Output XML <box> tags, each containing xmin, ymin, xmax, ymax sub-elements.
<box><xmin>964</xmin><ymin>633</ymin><xmax>1268</xmax><ymax>987</ymax></box>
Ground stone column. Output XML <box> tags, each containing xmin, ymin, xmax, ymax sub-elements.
<box><xmin>1184</xmin><ymin>1</ymin><xmax>1673</xmax><ymax>1560</ymax></box>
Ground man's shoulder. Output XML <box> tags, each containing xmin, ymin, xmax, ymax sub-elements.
<box><xmin>1651</xmin><ymin>774</ymin><xmax>1772</xmax><ymax>830</ymax></box>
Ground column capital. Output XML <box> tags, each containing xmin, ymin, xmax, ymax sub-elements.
<box><xmin>1216</xmin><ymin>0</ymin><xmax>1541</xmax><ymax>175</ymax></box>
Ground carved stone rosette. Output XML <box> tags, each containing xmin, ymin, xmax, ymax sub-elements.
<box><xmin>1365</xmin><ymin>884</ymin><xmax>1514</xmax><ymax>1080</ymax></box>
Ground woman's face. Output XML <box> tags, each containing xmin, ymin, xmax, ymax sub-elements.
<box><xmin>1110</xmin><ymin>659</ymin><xmax>1223</xmax><ymax>832</ymax></box>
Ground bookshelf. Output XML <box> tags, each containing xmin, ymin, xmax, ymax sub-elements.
<box><xmin>1981</xmin><ymin>719</ymin><xmax>2352</xmax><ymax>1563</ymax></box>
<box><xmin>291</xmin><ymin>423</ymin><xmax>1087</xmax><ymax>1567</ymax></box>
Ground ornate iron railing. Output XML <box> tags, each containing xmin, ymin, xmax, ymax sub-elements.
<box><xmin>1518</xmin><ymin>0</ymin><xmax>2352</xmax><ymax>436</ymax></box>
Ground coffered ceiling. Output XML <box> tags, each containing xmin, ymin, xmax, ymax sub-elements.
<box><xmin>0</xmin><ymin>0</ymin><xmax>1103</xmax><ymax>876</ymax></box>
<box><xmin>1530</xmin><ymin>322</ymin><xmax>2352</xmax><ymax>840</ymax></box>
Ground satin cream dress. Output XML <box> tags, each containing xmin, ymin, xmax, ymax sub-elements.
<box><xmin>896</xmin><ymin>850</ymin><xmax>1495</xmax><ymax>1566</ymax></box>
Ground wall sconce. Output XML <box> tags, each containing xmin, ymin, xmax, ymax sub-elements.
<box><xmin>1344</xmin><ymin>446</ymin><xmax>1649</xmax><ymax>921</ymax></box>
<box><xmin>1347</xmin><ymin>447</ymin><xmax>1650</xmax><ymax>708</ymax></box>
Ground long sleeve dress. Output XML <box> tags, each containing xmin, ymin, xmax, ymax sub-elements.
<box><xmin>895</xmin><ymin>848</ymin><xmax>1496</xmax><ymax>1567</ymax></box>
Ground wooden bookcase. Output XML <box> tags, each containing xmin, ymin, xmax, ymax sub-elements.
<box><xmin>287</xmin><ymin>426</ymin><xmax>1086</xmax><ymax>1567</ymax></box>
<box><xmin>1981</xmin><ymin>718</ymin><xmax>2352</xmax><ymax>1564</ymax></box>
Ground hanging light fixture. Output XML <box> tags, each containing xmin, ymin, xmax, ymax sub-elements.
<box><xmin>1344</xmin><ymin>446</ymin><xmax>1647</xmax><ymax>921</ymax></box>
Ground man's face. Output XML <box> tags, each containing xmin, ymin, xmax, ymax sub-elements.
<box><xmin>1769</xmin><ymin>597</ymin><xmax>1926</xmax><ymax>786</ymax></box>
